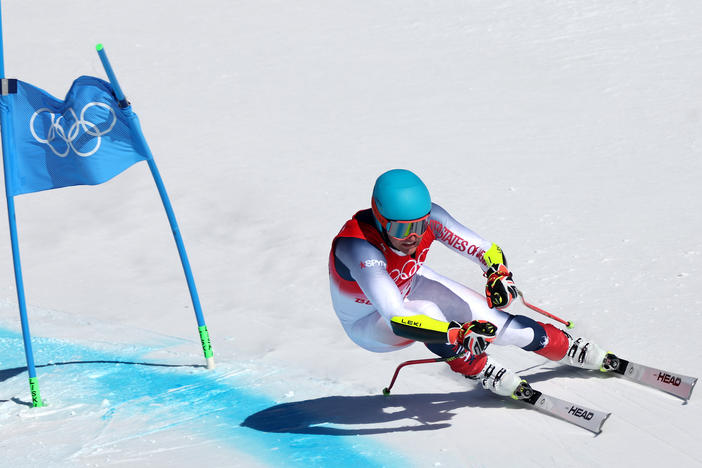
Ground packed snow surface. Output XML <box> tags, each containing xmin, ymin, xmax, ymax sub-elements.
<box><xmin>1</xmin><ymin>1</ymin><xmax>701</xmax><ymax>466</ymax></box>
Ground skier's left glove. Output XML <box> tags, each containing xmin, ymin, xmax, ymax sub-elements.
<box><xmin>447</xmin><ymin>320</ymin><xmax>497</xmax><ymax>356</ymax></box>
<box><xmin>485</xmin><ymin>264</ymin><xmax>518</xmax><ymax>309</ymax></box>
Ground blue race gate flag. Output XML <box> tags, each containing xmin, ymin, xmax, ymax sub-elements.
<box><xmin>5</xmin><ymin>76</ymin><xmax>149</xmax><ymax>196</ymax></box>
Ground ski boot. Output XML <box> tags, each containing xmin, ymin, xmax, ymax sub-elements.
<box><xmin>560</xmin><ymin>336</ymin><xmax>609</xmax><ymax>371</ymax></box>
<box><xmin>469</xmin><ymin>355</ymin><xmax>523</xmax><ymax>397</ymax></box>
<box><xmin>535</xmin><ymin>322</ymin><xmax>609</xmax><ymax>371</ymax></box>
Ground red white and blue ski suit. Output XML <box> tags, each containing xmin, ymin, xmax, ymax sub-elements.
<box><xmin>329</xmin><ymin>203</ymin><xmax>556</xmax><ymax>357</ymax></box>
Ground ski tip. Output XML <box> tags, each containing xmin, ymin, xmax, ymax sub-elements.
<box><xmin>685</xmin><ymin>377</ymin><xmax>698</xmax><ymax>402</ymax></box>
<box><xmin>594</xmin><ymin>412</ymin><xmax>612</xmax><ymax>435</ymax></box>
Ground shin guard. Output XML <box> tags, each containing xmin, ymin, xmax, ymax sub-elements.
<box><xmin>533</xmin><ymin>322</ymin><xmax>570</xmax><ymax>361</ymax></box>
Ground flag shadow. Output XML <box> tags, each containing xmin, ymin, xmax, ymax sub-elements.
<box><xmin>241</xmin><ymin>388</ymin><xmax>516</xmax><ymax>436</ymax></box>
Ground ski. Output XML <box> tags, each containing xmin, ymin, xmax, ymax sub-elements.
<box><xmin>603</xmin><ymin>354</ymin><xmax>697</xmax><ymax>401</ymax></box>
<box><xmin>383</xmin><ymin>359</ymin><xmax>611</xmax><ymax>433</ymax></box>
<box><xmin>513</xmin><ymin>383</ymin><xmax>610</xmax><ymax>434</ymax></box>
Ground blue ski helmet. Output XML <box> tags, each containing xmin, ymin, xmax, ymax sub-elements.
<box><xmin>371</xmin><ymin>169</ymin><xmax>431</xmax><ymax>223</ymax></box>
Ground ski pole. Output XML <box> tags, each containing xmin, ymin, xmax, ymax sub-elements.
<box><xmin>382</xmin><ymin>357</ymin><xmax>450</xmax><ymax>395</ymax></box>
<box><xmin>517</xmin><ymin>289</ymin><xmax>574</xmax><ymax>329</ymax></box>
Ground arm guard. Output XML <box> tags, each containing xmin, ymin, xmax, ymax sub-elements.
<box><xmin>390</xmin><ymin>315</ymin><xmax>450</xmax><ymax>343</ymax></box>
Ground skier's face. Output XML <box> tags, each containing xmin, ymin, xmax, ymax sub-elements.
<box><xmin>389</xmin><ymin>233</ymin><xmax>422</xmax><ymax>255</ymax></box>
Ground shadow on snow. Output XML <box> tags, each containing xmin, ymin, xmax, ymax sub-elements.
<box><xmin>242</xmin><ymin>388</ymin><xmax>515</xmax><ymax>436</ymax></box>
<box><xmin>241</xmin><ymin>365</ymin><xmax>607</xmax><ymax>436</ymax></box>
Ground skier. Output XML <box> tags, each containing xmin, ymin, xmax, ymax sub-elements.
<box><xmin>329</xmin><ymin>169</ymin><xmax>610</xmax><ymax>398</ymax></box>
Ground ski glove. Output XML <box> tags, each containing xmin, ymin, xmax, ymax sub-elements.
<box><xmin>448</xmin><ymin>320</ymin><xmax>498</xmax><ymax>356</ymax></box>
<box><xmin>485</xmin><ymin>264</ymin><xmax>518</xmax><ymax>309</ymax></box>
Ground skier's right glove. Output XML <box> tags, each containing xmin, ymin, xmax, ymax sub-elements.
<box><xmin>447</xmin><ymin>320</ymin><xmax>498</xmax><ymax>356</ymax></box>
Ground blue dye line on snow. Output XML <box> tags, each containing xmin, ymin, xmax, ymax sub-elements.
<box><xmin>0</xmin><ymin>327</ymin><xmax>407</xmax><ymax>467</ymax></box>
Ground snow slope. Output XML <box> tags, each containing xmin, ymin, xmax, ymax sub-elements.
<box><xmin>1</xmin><ymin>1</ymin><xmax>701</xmax><ymax>466</ymax></box>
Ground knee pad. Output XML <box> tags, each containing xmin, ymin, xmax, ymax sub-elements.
<box><xmin>508</xmin><ymin>315</ymin><xmax>548</xmax><ymax>351</ymax></box>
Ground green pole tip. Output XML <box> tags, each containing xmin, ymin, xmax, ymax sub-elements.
<box><xmin>567</xmin><ymin>321</ymin><xmax>575</xmax><ymax>329</ymax></box>
<box><xmin>96</xmin><ymin>43</ymin><xmax>104</xmax><ymax>51</ymax></box>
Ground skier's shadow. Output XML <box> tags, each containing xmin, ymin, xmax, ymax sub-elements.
<box><xmin>242</xmin><ymin>387</ymin><xmax>520</xmax><ymax>436</ymax></box>
<box><xmin>242</xmin><ymin>366</ymin><xmax>607</xmax><ymax>436</ymax></box>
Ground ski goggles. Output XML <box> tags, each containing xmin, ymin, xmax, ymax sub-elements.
<box><xmin>372</xmin><ymin>200</ymin><xmax>431</xmax><ymax>240</ymax></box>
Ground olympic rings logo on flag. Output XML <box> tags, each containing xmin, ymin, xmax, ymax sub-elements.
<box><xmin>29</xmin><ymin>102</ymin><xmax>117</xmax><ymax>158</ymax></box>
